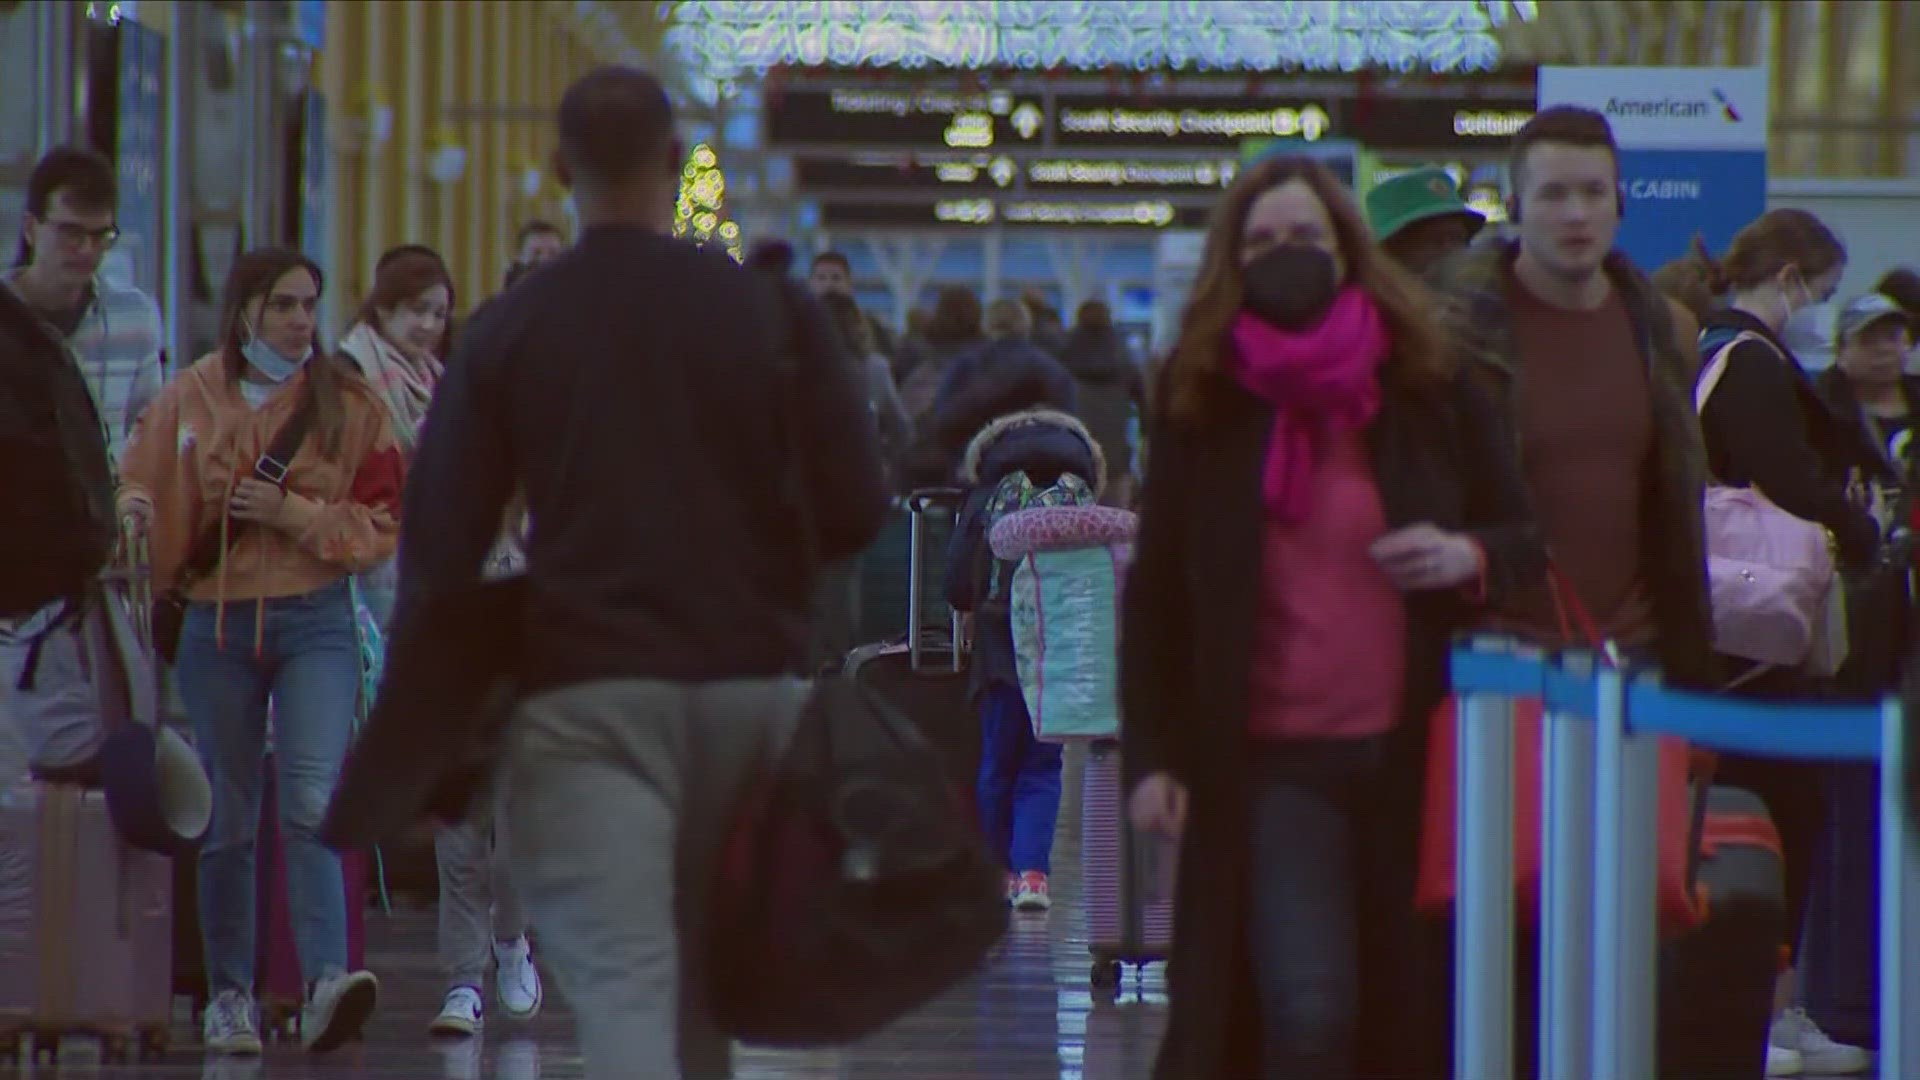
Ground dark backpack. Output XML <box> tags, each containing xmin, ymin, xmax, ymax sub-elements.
<box><xmin>0</xmin><ymin>284</ymin><xmax>117</xmax><ymax>621</ymax></box>
<box><xmin>707</xmin><ymin>674</ymin><xmax>1009</xmax><ymax>1046</ymax></box>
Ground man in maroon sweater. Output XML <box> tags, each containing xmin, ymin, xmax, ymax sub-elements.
<box><xmin>1434</xmin><ymin>106</ymin><xmax>1713</xmax><ymax>686</ymax></box>
<box><xmin>1423</xmin><ymin>106</ymin><xmax>1717</xmax><ymax>1079</ymax></box>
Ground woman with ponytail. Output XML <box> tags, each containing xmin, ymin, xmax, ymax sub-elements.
<box><xmin>1655</xmin><ymin>209</ymin><xmax>1880</xmax><ymax>1077</ymax></box>
<box><xmin>1118</xmin><ymin>156</ymin><xmax>1542</xmax><ymax>1079</ymax></box>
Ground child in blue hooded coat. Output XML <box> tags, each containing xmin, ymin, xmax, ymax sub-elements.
<box><xmin>946</xmin><ymin>409</ymin><xmax>1105</xmax><ymax>911</ymax></box>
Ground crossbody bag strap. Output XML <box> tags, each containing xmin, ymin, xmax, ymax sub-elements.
<box><xmin>174</xmin><ymin>384</ymin><xmax>321</xmax><ymax>588</ymax></box>
<box><xmin>1693</xmin><ymin>330</ymin><xmax>1765</xmax><ymax>413</ymax></box>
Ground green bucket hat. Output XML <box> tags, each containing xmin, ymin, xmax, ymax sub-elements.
<box><xmin>1366</xmin><ymin>167</ymin><xmax>1486</xmax><ymax>244</ymax></box>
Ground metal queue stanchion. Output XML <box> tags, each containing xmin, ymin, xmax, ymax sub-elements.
<box><xmin>1539</xmin><ymin>653</ymin><xmax>1600</xmax><ymax>1080</ymax></box>
<box><xmin>1877</xmin><ymin>695</ymin><xmax>1920</xmax><ymax>1080</ymax></box>
<box><xmin>1589</xmin><ymin>660</ymin><xmax>1657</xmax><ymax>1080</ymax></box>
<box><xmin>1450</xmin><ymin>636</ymin><xmax>1537</xmax><ymax>1080</ymax></box>
<box><xmin>1451</xmin><ymin>638</ymin><xmax>1920</xmax><ymax>1080</ymax></box>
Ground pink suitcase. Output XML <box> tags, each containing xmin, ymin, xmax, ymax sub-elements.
<box><xmin>0</xmin><ymin>783</ymin><xmax>172</xmax><ymax>1061</ymax></box>
<box><xmin>1082</xmin><ymin>742</ymin><xmax>1175</xmax><ymax>992</ymax></box>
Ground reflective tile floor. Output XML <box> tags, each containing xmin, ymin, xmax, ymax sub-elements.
<box><xmin>4</xmin><ymin>753</ymin><xmax>1172</xmax><ymax>1078</ymax></box>
<box><xmin>3</xmin><ymin>891</ymin><xmax>1152</xmax><ymax>1076</ymax></box>
<box><xmin>1</xmin><ymin>892</ymin><xmax>1166</xmax><ymax>1078</ymax></box>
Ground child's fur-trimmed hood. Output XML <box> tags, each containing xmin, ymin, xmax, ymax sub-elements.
<box><xmin>958</xmin><ymin>409</ymin><xmax>1107</xmax><ymax>499</ymax></box>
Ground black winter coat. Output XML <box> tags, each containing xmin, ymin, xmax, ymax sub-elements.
<box><xmin>1120</xmin><ymin>359</ymin><xmax>1543</xmax><ymax>1079</ymax></box>
<box><xmin>1057</xmin><ymin>326</ymin><xmax>1147</xmax><ymax>482</ymax></box>
<box><xmin>1697</xmin><ymin>309</ymin><xmax>1881</xmax><ymax>569</ymax></box>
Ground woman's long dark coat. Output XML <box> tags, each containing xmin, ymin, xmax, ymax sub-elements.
<box><xmin>1119</xmin><ymin>361</ymin><xmax>1544</xmax><ymax>1078</ymax></box>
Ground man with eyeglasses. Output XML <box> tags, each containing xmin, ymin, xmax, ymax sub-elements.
<box><xmin>0</xmin><ymin>146</ymin><xmax>164</xmax><ymax>789</ymax></box>
<box><xmin>5</xmin><ymin>145</ymin><xmax>165</xmax><ymax>469</ymax></box>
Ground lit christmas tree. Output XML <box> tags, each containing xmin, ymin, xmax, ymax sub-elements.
<box><xmin>673</xmin><ymin>143</ymin><xmax>741</xmax><ymax>261</ymax></box>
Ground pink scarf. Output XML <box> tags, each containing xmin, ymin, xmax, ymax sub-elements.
<box><xmin>1229</xmin><ymin>287</ymin><xmax>1391</xmax><ymax>524</ymax></box>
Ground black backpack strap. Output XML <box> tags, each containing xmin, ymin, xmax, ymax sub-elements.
<box><xmin>253</xmin><ymin>389</ymin><xmax>319</xmax><ymax>489</ymax></box>
<box><xmin>174</xmin><ymin>384</ymin><xmax>320</xmax><ymax>586</ymax></box>
<box><xmin>12</xmin><ymin>597</ymin><xmax>85</xmax><ymax>692</ymax></box>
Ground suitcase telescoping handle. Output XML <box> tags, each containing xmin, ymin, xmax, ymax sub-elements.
<box><xmin>117</xmin><ymin>516</ymin><xmax>155</xmax><ymax>656</ymax></box>
<box><xmin>906</xmin><ymin>488</ymin><xmax>965</xmax><ymax>674</ymax></box>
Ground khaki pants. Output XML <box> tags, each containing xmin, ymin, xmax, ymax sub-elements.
<box><xmin>436</xmin><ymin>802</ymin><xmax>526</xmax><ymax>989</ymax></box>
<box><xmin>503</xmin><ymin>677</ymin><xmax>806</xmax><ymax>1080</ymax></box>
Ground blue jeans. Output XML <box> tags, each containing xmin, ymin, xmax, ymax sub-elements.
<box><xmin>1247</xmin><ymin>737</ymin><xmax>1420</xmax><ymax>1080</ymax></box>
<box><xmin>174</xmin><ymin>579</ymin><xmax>360</xmax><ymax>995</ymax></box>
<box><xmin>975</xmin><ymin>683</ymin><xmax>1062</xmax><ymax>875</ymax></box>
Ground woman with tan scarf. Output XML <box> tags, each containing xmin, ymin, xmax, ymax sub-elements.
<box><xmin>339</xmin><ymin>245</ymin><xmax>544</xmax><ymax>1036</ymax></box>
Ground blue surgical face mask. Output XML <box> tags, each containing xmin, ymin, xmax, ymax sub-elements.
<box><xmin>240</xmin><ymin>317</ymin><xmax>312</xmax><ymax>383</ymax></box>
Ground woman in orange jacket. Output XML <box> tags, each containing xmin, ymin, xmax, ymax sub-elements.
<box><xmin>119</xmin><ymin>247</ymin><xmax>402</xmax><ymax>1057</ymax></box>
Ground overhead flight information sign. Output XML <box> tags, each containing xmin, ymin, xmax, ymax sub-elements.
<box><xmin>776</xmin><ymin>76</ymin><xmax>1534</xmax><ymax>231</ymax></box>
<box><xmin>795</xmin><ymin>155</ymin><xmax>1240</xmax><ymax>196</ymax></box>
<box><xmin>769</xmin><ymin>88</ymin><xmax>1048</xmax><ymax>149</ymax></box>
<box><xmin>817</xmin><ymin>198</ymin><xmax>1212</xmax><ymax>231</ymax></box>
<box><xmin>1051</xmin><ymin>96</ymin><xmax>1333</xmax><ymax>148</ymax></box>
<box><xmin>767</xmin><ymin>80</ymin><xmax>1535</xmax><ymax>155</ymax></box>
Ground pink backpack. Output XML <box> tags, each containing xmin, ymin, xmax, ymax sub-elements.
<box><xmin>1695</xmin><ymin>332</ymin><xmax>1848</xmax><ymax>674</ymax></box>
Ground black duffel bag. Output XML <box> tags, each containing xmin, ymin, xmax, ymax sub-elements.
<box><xmin>707</xmin><ymin>670</ymin><xmax>1007</xmax><ymax>1047</ymax></box>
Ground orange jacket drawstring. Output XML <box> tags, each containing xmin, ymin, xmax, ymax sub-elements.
<box><xmin>214</xmin><ymin>488</ymin><xmax>231</xmax><ymax>652</ymax></box>
<box><xmin>212</xmin><ymin>453</ymin><xmax>270</xmax><ymax>658</ymax></box>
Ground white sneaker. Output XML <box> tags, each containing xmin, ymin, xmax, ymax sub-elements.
<box><xmin>201</xmin><ymin>989</ymin><xmax>263</xmax><ymax>1055</ymax></box>
<box><xmin>302</xmin><ymin>969</ymin><xmax>379</xmax><ymax>1052</ymax></box>
<box><xmin>429</xmin><ymin>986</ymin><xmax>485</xmax><ymax>1037</ymax></box>
<box><xmin>1771</xmin><ymin>1006</ymin><xmax>1871</xmax><ymax>1075</ymax></box>
<box><xmin>1766</xmin><ymin>1044</ymin><xmax>1805</xmax><ymax>1077</ymax></box>
<box><xmin>493</xmin><ymin>936</ymin><xmax>544</xmax><ymax>1019</ymax></box>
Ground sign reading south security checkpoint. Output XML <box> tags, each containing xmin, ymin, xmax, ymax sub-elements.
<box><xmin>1538</xmin><ymin>67</ymin><xmax>1769</xmax><ymax>271</ymax></box>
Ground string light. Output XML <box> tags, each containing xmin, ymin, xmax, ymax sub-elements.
<box><xmin>663</xmin><ymin>2</ymin><xmax>1534</xmax><ymax>102</ymax></box>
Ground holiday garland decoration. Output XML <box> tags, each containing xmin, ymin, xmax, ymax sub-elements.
<box><xmin>663</xmin><ymin>1</ymin><xmax>1539</xmax><ymax>96</ymax></box>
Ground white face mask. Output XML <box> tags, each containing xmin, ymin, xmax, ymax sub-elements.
<box><xmin>1782</xmin><ymin>300</ymin><xmax>1836</xmax><ymax>370</ymax></box>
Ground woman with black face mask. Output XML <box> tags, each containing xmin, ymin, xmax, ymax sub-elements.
<box><xmin>1118</xmin><ymin>157</ymin><xmax>1543</xmax><ymax>1080</ymax></box>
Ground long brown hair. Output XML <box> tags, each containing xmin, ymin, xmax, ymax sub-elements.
<box><xmin>1654</xmin><ymin>209</ymin><xmax>1847</xmax><ymax>320</ymax></box>
<box><xmin>217</xmin><ymin>247</ymin><xmax>352</xmax><ymax>457</ymax></box>
<box><xmin>1166</xmin><ymin>156</ymin><xmax>1450</xmax><ymax>424</ymax></box>
<box><xmin>356</xmin><ymin>244</ymin><xmax>456</xmax><ymax>358</ymax></box>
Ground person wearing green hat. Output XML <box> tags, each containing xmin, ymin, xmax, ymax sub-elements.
<box><xmin>1364</xmin><ymin>167</ymin><xmax>1486</xmax><ymax>277</ymax></box>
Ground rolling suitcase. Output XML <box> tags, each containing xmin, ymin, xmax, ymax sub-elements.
<box><xmin>846</xmin><ymin>490</ymin><xmax>977</xmax><ymax>820</ymax></box>
<box><xmin>851</xmin><ymin>496</ymin><xmax>959</xmax><ymax>646</ymax></box>
<box><xmin>1083</xmin><ymin>740</ymin><xmax>1175</xmax><ymax>992</ymax></box>
<box><xmin>1657</xmin><ymin>784</ymin><xmax>1787</xmax><ymax>1080</ymax></box>
<box><xmin>0</xmin><ymin>784</ymin><xmax>173</xmax><ymax>1062</ymax></box>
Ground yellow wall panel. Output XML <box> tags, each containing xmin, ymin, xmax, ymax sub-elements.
<box><xmin>322</xmin><ymin>0</ymin><xmax>662</xmax><ymax>319</ymax></box>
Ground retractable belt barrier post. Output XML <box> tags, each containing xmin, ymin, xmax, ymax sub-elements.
<box><xmin>1539</xmin><ymin>653</ymin><xmax>1601</xmax><ymax>1080</ymax></box>
<box><xmin>1449</xmin><ymin>636</ymin><xmax>1538</xmax><ymax>1080</ymax></box>
<box><xmin>1449</xmin><ymin>639</ymin><xmax>1920</xmax><ymax>1080</ymax></box>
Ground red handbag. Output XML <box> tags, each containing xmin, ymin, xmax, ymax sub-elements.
<box><xmin>1414</xmin><ymin>569</ymin><xmax>1704</xmax><ymax>934</ymax></box>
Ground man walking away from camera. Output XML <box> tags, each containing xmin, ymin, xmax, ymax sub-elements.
<box><xmin>393</xmin><ymin>66</ymin><xmax>890</xmax><ymax>1079</ymax></box>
